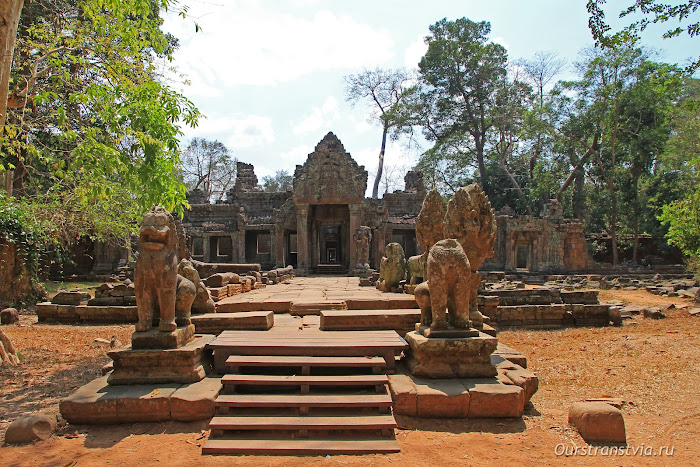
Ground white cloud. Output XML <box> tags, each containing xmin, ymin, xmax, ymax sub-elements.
<box><xmin>182</xmin><ymin>114</ymin><xmax>275</xmax><ymax>149</ymax></box>
<box><xmin>164</xmin><ymin>6</ymin><xmax>395</xmax><ymax>89</ymax></box>
<box><xmin>492</xmin><ymin>36</ymin><xmax>510</xmax><ymax>50</ymax></box>
<box><xmin>404</xmin><ymin>34</ymin><xmax>427</xmax><ymax>68</ymax></box>
<box><xmin>279</xmin><ymin>144</ymin><xmax>313</xmax><ymax>162</ymax></box>
<box><xmin>292</xmin><ymin>96</ymin><xmax>340</xmax><ymax>135</ymax></box>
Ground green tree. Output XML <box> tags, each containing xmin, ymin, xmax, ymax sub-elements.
<box><xmin>262</xmin><ymin>170</ymin><xmax>292</xmax><ymax>192</ymax></box>
<box><xmin>411</xmin><ymin>18</ymin><xmax>508</xmax><ymax>196</ymax></box>
<box><xmin>180</xmin><ymin>138</ymin><xmax>236</xmax><ymax>202</ymax></box>
<box><xmin>588</xmin><ymin>0</ymin><xmax>700</xmax><ymax>72</ymax></box>
<box><xmin>344</xmin><ymin>68</ymin><xmax>413</xmax><ymax>199</ymax></box>
<box><xmin>658</xmin><ymin>78</ymin><xmax>700</xmax><ymax>268</ymax></box>
<box><xmin>0</xmin><ymin>0</ymin><xmax>199</xmax><ymax>304</ymax></box>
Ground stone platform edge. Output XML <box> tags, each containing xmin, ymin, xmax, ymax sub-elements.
<box><xmin>389</xmin><ymin>354</ymin><xmax>538</xmax><ymax>419</ymax></box>
<box><xmin>60</xmin><ymin>375</ymin><xmax>222</xmax><ymax>424</ymax></box>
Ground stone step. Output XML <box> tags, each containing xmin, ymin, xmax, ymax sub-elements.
<box><xmin>320</xmin><ymin>309</ymin><xmax>420</xmax><ymax>334</ymax></box>
<box><xmin>225</xmin><ymin>355</ymin><xmax>386</xmax><ymax>373</ymax></box>
<box><xmin>289</xmin><ymin>300</ymin><xmax>348</xmax><ymax>316</ymax></box>
<box><xmin>191</xmin><ymin>311</ymin><xmax>273</xmax><ymax>334</ymax></box>
<box><xmin>215</xmin><ymin>393</ymin><xmax>393</xmax><ymax>410</ymax></box>
<box><xmin>202</xmin><ymin>437</ymin><xmax>400</xmax><ymax>455</ymax></box>
<box><xmin>209</xmin><ymin>414</ymin><xmax>397</xmax><ymax>431</ymax></box>
<box><xmin>221</xmin><ymin>373</ymin><xmax>388</xmax><ymax>389</ymax></box>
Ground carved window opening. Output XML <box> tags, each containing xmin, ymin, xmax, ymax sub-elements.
<box><xmin>257</xmin><ymin>233</ymin><xmax>271</xmax><ymax>254</ymax></box>
<box><xmin>289</xmin><ymin>234</ymin><xmax>297</xmax><ymax>253</ymax></box>
<box><xmin>192</xmin><ymin>237</ymin><xmax>203</xmax><ymax>258</ymax></box>
<box><xmin>217</xmin><ymin>237</ymin><xmax>232</xmax><ymax>258</ymax></box>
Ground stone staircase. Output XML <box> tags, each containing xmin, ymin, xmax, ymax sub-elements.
<box><xmin>203</xmin><ymin>353</ymin><xmax>401</xmax><ymax>456</ymax></box>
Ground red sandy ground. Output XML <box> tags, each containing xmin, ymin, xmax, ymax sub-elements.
<box><xmin>1</xmin><ymin>288</ymin><xmax>698</xmax><ymax>466</ymax></box>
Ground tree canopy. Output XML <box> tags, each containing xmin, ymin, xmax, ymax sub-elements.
<box><xmin>0</xmin><ymin>0</ymin><xmax>200</xmax><ymax>302</ymax></box>
<box><xmin>180</xmin><ymin>137</ymin><xmax>236</xmax><ymax>202</ymax></box>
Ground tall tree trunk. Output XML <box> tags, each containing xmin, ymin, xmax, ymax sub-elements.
<box><xmin>572</xmin><ymin>165</ymin><xmax>585</xmax><ymax>219</ymax></box>
<box><xmin>476</xmin><ymin>137</ymin><xmax>488</xmax><ymax>195</ymax></box>
<box><xmin>0</xmin><ymin>0</ymin><xmax>25</xmax><ymax>197</ymax></box>
<box><xmin>371</xmin><ymin>125</ymin><xmax>388</xmax><ymax>199</ymax></box>
<box><xmin>632</xmin><ymin>175</ymin><xmax>640</xmax><ymax>263</ymax></box>
<box><xmin>609</xmin><ymin>102</ymin><xmax>620</xmax><ymax>266</ymax></box>
<box><xmin>556</xmin><ymin>132</ymin><xmax>600</xmax><ymax>203</ymax></box>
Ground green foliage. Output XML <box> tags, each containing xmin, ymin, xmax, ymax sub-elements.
<box><xmin>587</xmin><ymin>0</ymin><xmax>700</xmax><ymax>72</ymax></box>
<box><xmin>660</xmin><ymin>190</ymin><xmax>700</xmax><ymax>257</ymax></box>
<box><xmin>2</xmin><ymin>0</ymin><xmax>200</xmax><ymax>218</ymax></box>
<box><xmin>0</xmin><ymin>0</ymin><xmax>200</xmax><ymax>302</ymax></box>
<box><xmin>409</xmin><ymin>18</ymin><xmax>508</xmax><ymax>197</ymax></box>
<box><xmin>262</xmin><ymin>170</ymin><xmax>293</xmax><ymax>192</ymax></box>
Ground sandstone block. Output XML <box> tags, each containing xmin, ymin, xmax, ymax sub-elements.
<box><xmin>466</xmin><ymin>379</ymin><xmax>525</xmax><ymax>418</ymax></box>
<box><xmin>387</xmin><ymin>374</ymin><xmax>417</xmax><ymax>416</ymax></box>
<box><xmin>643</xmin><ymin>308</ymin><xmax>666</xmax><ymax>319</ymax></box>
<box><xmin>52</xmin><ymin>291</ymin><xmax>90</xmax><ymax>305</ymax></box>
<box><xmin>413</xmin><ymin>377</ymin><xmax>470</xmax><ymax>418</ymax></box>
<box><xmin>4</xmin><ymin>413</ymin><xmax>57</xmax><ymax>444</ymax></box>
<box><xmin>569</xmin><ymin>401</ymin><xmax>626</xmax><ymax>444</ymax></box>
<box><xmin>405</xmin><ymin>331</ymin><xmax>498</xmax><ymax>379</ymax></box>
<box><xmin>170</xmin><ymin>377</ymin><xmax>222</xmax><ymax>421</ymax></box>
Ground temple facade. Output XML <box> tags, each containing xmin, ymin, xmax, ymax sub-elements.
<box><xmin>182</xmin><ymin>132</ymin><xmax>424</xmax><ymax>274</ymax></box>
<box><xmin>181</xmin><ymin>132</ymin><xmax>590</xmax><ymax>275</ymax></box>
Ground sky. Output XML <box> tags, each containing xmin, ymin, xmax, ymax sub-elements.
<box><xmin>162</xmin><ymin>0</ymin><xmax>697</xmax><ymax>195</ymax></box>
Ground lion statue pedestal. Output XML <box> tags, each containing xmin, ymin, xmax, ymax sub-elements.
<box><xmin>107</xmin><ymin>207</ymin><xmax>213</xmax><ymax>385</ymax></box>
<box><xmin>406</xmin><ymin>185</ymin><xmax>498</xmax><ymax>379</ymax></box>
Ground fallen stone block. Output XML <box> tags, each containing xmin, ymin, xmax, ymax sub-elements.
<box><xmin>1</xmin><ymin>307</ymin><xmax>19</xmax><ymax>324</ymax></box>
<box><xmin>4</xmin><ymin>413</ymin><xmax>57</xmax><ymax>444</ymax></box>
<box><xmin>643</xmin><ymin>307</ymin><xmax>666</xmax><ymax>319</ymax></box>
<box><xmin>569</xmin><ymin>401</ymin><xmax>626</xmax><ymax>444</ymax></box>
<box><xmin>52</xmin><ymin>291</ymin><xmax>90</xmax><ymax>305</ymax></box>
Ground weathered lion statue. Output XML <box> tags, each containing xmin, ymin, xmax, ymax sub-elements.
<box><xmin>377</xmin><ymin>242</ymin><xmax>406</xmax><ymax>292</ymax></box>
<box><xmin>134</xmin><ymin>206</ymin><xmax>180</xmax><ymax>332</ymax></box>
<box><xmin>414</xmin><ymin>184</ymin><xmax>495</xmax><ymax>333</ymax></box>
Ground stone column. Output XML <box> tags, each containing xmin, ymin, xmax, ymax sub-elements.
<box><xmin>202</xmin><ymin>234</ymin><xmax>211</xmax><ymax>262</ymax></box>
<box><xmin>348</xmin><ymin>203</ymin><xmax>362</xmax><ymax>269</ymax></box>
<box><xmin>275</xmin><ymin>226</ymin><xmax>285</xmax><ymax>267</ymax></box>
<box><xmin>296</xmin><ymin>204</ymin><xmax>309</xmax><ymax>274</ymax></box>
<box><xmin>237</xmin><ymin>230</ymin><xmax>246</xmax><ymax>263</ymax></box>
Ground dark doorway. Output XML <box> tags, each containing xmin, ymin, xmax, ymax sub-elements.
<box><xmin>516</xmin><ymin>245</ymin><xmax>529</xmax><ymax>269</ymax></box>
<box><xmin>320</xmin><ymin>225</ymin><xmax>340</xmax><ymax>264</ymax></box>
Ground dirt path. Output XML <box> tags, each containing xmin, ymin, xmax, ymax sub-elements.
<box><xmin>1</xmin><ymin>289</ymin><xmax>698</xmax><ymax>466</ymax></box>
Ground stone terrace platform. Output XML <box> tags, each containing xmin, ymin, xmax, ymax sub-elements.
<box><xmin>215</xmin><ymin>277</ymin><xmax>419</xmax><ymax>314</ymax></box>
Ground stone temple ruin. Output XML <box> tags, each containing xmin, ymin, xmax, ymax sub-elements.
<box><xmin>43</xmin><ymin>132</ymin><xmax>632</xmax><ymax>457</ymax></box>
<box><xmin>56</xmin><ymin>132</ymin><xmax>590</xmax><ymax>279</ymax></box>
<box><xmin>181</xmin><ymin>132</ymin><xmax>589</xmax><ymax>277</ymax></box>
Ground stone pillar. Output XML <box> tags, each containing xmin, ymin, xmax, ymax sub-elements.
<box><xmin>237</xmin><ymin>230</ymin><xmax>246</xmax><ymax>263</ymax></box>
<box><xmin>296</xmin><ymin>204</ymin><xmax>309</xmax><ymax>274</ymax></box>
<box><xmin>275</xmin><ymin>226</ymin><xmax>285</xmax><ymax>267</ymax></box>
<box><xmin>348</xmin><ymin>203</ymin><xmax>362</xmax><ymax>269</ymax></box>
<box><xmin>202</xmin><ymin>234</ymin><xmax>211</xmax><ymax>262</ymax></box>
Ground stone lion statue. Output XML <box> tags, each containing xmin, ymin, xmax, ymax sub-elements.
<box><xmin>414</xmin><ymin>184</ymin><xmax>495</xmax><ymax>333</ymax></box>
<box><xmin>134</xmin><ymin>206</ymin><xmax>179</xmax><ymax>332</ymax></box>
<box><xmin>377</xmin><ymin>242</ymin><xmax>406</xmax><ymax>292</ymax></box>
